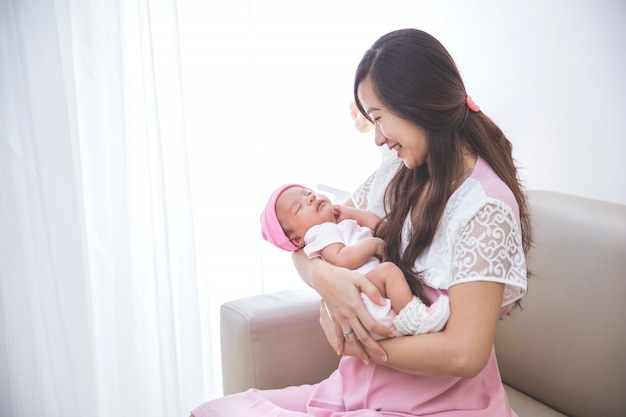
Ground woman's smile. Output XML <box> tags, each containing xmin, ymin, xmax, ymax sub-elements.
<box><xmin>390</xmin><ymin>143</ymin><xmax>402</xmax><ymax>157</ymax></box>
<box><xmin>357</xmin><ymin>77</ymin><xmax>428</xmax><ymax>169</ymax></box>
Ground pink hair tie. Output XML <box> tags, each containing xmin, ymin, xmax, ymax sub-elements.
<box><xmin>466</xmin><ymin>95</ymin><xmax>480</xmax><ymax>112</ymax></box>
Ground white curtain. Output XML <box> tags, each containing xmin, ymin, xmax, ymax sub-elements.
<box><xmin>0</xmin><ymin>0</ymin><xmax>443</xmax><ymax>415</ymax></box>
<box><xmin>0</xmin><ymin>0</ymin><xmax>207</xmax><ymax>415</ymax></box>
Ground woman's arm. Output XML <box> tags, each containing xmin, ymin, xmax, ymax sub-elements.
<box><xmin>355</xmin><ymin>199</ymin><xmax>521</xmax><ymax>375</ymax></box>
<box><xmin>292</xmin><ymin>250</ymin><xmax>392</xmax><ymax>362</ymax></box>
<box><xmin>355</xmin><ymin>280</ymin><xmax>504</xmax><ymax>376</ymax></box>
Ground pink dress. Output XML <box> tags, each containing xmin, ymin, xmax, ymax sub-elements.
<box><xmin>191</xmin><ymin>156</ymin><xmax>526</xmax><ymax>417</ymax></box>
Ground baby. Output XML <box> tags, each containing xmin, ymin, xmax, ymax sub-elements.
<box><xmin>260</xmin><ymin>183</ymin><xmax>450</xmax><ymax>337</ymax></box>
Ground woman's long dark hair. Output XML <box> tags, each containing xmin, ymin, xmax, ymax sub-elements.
<box><xmin>354</xmin><ymin>29</ymin><xmax>532</xmax><ymax>308</ymax></box>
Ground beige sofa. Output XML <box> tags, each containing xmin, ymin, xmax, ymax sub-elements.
<box><xmin>220</xmin><ymin>190</ymin><xmax>626</xmax><ymax>417</ymax></box>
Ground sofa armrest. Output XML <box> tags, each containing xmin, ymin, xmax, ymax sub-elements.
<box><xmin>220</xmin><ymin>288</ymin><xmax>340</xmax><ymax>395</ymax></box>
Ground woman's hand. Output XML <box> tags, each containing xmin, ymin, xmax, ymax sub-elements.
<box><xmin>312</xmin><ymin>262</ymin><xmax>392</xmax><ymax>363</ymax></box>
<box><xmin>292</xmin><ymin>250</ymin><xmax>393</xmax><ymax>361</ymax></box>
<box><xmin>319</xmin><ymin>299</ymin><xmax>371</xmax><ymax>363</ymax></box>
<box><xmin>319</xmin><ymin>299</ymin><xmax>388</xmax><ymax>364</ymax></box>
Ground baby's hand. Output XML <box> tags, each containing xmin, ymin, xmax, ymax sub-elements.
<box><xmin>369</xmin><ymin>237</ymin><xmax>386</xmax><ymax>261</ymax></box>
<box><xmin>334</xmin><ymin>204</ymin><xmax>351</xmax><ymax>223</ymax></box>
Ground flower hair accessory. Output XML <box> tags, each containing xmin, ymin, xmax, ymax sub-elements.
<box><xmin>349</xmin><ymin>102</ymin><xmax>373</xmax><ymax>133</ymax></box>
<box><xmin>466</xmin><ymin>95</ymin><xmax>480</xmax><ymax>112</ymax></box>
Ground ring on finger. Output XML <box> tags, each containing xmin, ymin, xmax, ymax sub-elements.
<box><xmin>343</xmin><ymin>329</ymin><xmax>353</xmax><ymax>338</ymax></box>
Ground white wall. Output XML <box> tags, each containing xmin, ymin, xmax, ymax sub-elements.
<box><xmin>179</xmin><ymin>0</ymin><xmax>626</xmax><ymax>299</ymax></box>
<box><xmin>220</xmin><ymin>0</ymin><xmax>626</xmax><ymax>208</ymax></box>
<box><xmin>428</xmin><ymin>0</ymin><xmax>626</xmax><ymax>205</ymax></box>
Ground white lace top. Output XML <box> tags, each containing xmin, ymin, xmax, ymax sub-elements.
<box><xmin>352</xmin><ymin>154</ymin><xmax>527</xmax><ymax>311</ymax></box>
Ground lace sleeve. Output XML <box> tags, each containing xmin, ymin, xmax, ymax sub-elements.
<box><xmin>351</xmin><ymin>171</ymin><xmax>376</xmax><ymax>210</ymax></box>
<box><xmin>351</xmin><ymin>154</ymin><xmax>401</xmax><ymax>216</ymax></box>
<box><xmin>450</xmin><ymin>201</ymin><xmax>527</xmax><ymax>308</ymax></box>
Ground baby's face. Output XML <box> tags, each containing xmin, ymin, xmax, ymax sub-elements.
<box><xmin>275</xmin><ymin>186</ymin><xmax>335</xmax><ymax>247</ymax></box>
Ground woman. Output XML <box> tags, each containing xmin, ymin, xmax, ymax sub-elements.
<box><xmin>191</xmin><ymin>28</ymin><xmax>531</xmax><ymax>417</ymax></box>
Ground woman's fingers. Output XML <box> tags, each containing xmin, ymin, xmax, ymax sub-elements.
<box><xmin>330</xmin><ymin>298</ymin><xmax>388</xmax><ymax>363</ymax></box>
<box><xmin>356</xmin><ymin>272</ymin><xmax>386</xmax><ymax>307</ymax></box>
<box><xmin>354</xmin><ymin>331</ymin><xmax>388</xmax><ymax>362</ymax></box>
<box><xmin>341</xmin><ymin>331</ymin><xmax>370</xmax><ymax>364</ymax></box>
<box><xmin>320</xmin><ymin>300</ymin><xmax>374</xmax><ymax>364</ymax></box>
<box><xmin>345</xmin><ymin>303</ymin><xmax>389</xmax><ymax>362</ymax></box>
<box><xmin>313</xmin><ymin>267</ymin><xmax>390</xmax><ymax>362</ymax></box>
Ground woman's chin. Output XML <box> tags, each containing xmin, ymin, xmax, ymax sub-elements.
<box><xmin>402</xmin><ymin>159</ymin><xmax>416</xmax><ymax>169</ymax></box>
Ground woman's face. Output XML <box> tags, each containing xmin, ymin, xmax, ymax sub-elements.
<box><xmin>357</xmin><ymin>77</ymin><xmax>428</xmax><ymax>169</ymax></box>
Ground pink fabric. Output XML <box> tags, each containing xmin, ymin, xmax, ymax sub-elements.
<box><xmin>192</xmin><ymin>351</ymin><xmax>516</xmax><ymax>417</ymax></box>
<box><xmin>471</xmin><ymin>157</ymin><xmax>520</xmax><ymax>227</ymax></box>
<box><xmin>191</xmin><ymin>287</ymin><xmax>517</xmax><ymax>417</ymax></box>
<box><xmin>192</xmin><ymin>385</ymin><xmax>315</xmax><ymax>417</ymax></box>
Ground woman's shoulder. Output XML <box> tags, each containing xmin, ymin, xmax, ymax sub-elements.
<box><xmin>467</xmin><ymin>156</ymin><xmax>519</xmax><ymax>215</ymax></box>
<box><xmin>352</xmin><ymin>152</ymin><xmax>401</xmax><ymax>216</ymax></box>
<box><xmin>449</xmin><ymin>157</ymin><xmax>519</xmax><ymax>224</ymax></box>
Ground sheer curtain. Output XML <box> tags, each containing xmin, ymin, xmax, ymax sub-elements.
<box><xmin>1</xmin><ymin>0</ymin><xmax>206</xmax><ymax>415</ymax></box>
<box><xmin>0</xmin><ymin>0</ymin><xmax>439</xmax><ymax>415</ymax></box>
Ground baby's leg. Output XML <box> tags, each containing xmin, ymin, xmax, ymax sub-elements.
<box><xmin>365</xmin><ymin>262</ymin><xmax>413</xmax><ymax>314</ymax></box>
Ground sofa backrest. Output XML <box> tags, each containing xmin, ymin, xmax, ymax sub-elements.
<box><xmin>495</xmin><ymin>190</ymin><xmax>626</xmax><ymax>417</ymax></box>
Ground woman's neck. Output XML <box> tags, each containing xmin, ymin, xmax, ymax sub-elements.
<box><xmin>451</xmin><ymin>152</ymin><xmax>477</xmax><ymax>190</ymax></box>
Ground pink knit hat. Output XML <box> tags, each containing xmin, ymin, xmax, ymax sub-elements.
<box><xmin>260</xmin><ymin>184</ymin><xmax>310</xmax><ymax>252</ymax></box>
